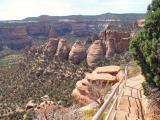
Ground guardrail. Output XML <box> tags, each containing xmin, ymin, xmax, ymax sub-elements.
<box><xmin>92</xmin><ymin>65</ymin><xmax>128</xmax><ymax>120</ymax></box>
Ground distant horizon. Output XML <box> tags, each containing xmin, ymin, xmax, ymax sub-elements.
<box><xmin>0</xmin><ymin>12</ymin><xmax>146</xmax><ymax>21</ymax></box>
<box><xmin>0</xmin><ymin>0</ymin><xmax>152</xmax><ymax>20</ymax></box>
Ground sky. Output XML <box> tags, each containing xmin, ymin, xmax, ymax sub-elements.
<box><xmin>0</xmin><ymin>0</ymin><xmax>152</xmax><ymax>20</ymax></box>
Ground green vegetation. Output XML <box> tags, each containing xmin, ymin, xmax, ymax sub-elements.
<box><xmin>130</xmin><ymin>0</ymin><xmax>160</xmax><ymax>88</ymax></box>
<box><xmin>0</xmin><ymin>48</ymin><xmax>131</xmax><ymax>119</ymax></box>
<box><xmin>84</xmin><ymin>108</ymin><xmax>106</xmax><ymax>120</ymax></box>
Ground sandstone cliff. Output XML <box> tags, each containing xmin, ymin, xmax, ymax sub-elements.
<box><xmin>100</xmin><ymin>30</ymin><xmax>131</xmax><ymax>57</ymax></box>
<box><xmin>0</xmin><ymin>26</ymin><xmax>32</xmax><ymax>50</ymax></box>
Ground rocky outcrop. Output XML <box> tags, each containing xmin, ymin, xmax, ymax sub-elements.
<box><xmin>87</xmin><ymin>40</ymin><xmax>106</xmax><ymax>66</ymax></box>
<box><xmin>95</xmin><ymin>65</ymin><xmax>121</xmax><ymax>74</ymax></box>
<box><xmin>72</xmin><ymin>79</ymin><xmax>94</xmax><ymax>105</ymax></box>
<box><xmin>55</xmin><ymin>38</ymin><xmax>70</xmax><ymax>60</ymax></box>
<box><xmin>43</xmin><ymin>38</ymin><xmax>59</xmax><ymax>58</ymax></box>
<box><xmin>25</xmin><ymin>95</ymin><xmax>55</xmax><ymax>120</ymax></box>
<box><xmin>0</xmin><ymin>26</ymin><xmax>32</xmax><ymax>50</ymax></box>
<box><xmin>85</xmin><ymin>72</ymin><xmax>117</xmax><ymax>84</ymax></box>
<box><xmin>69</xmin><ymin>40</ymin><xmax>86</xmax><ymax>64</ymax></box>
<box><xmin>100</xmin><ymin>30</ymin><xmax>131</xmax><ymax>57</ymax></box>
<box><xmin>72</xmin><ymin>65</ymin><xmax>124</xmax><ymax>105</ymax></box>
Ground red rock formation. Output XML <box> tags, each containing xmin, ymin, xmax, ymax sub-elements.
<box><xmin>69</xmin><ymin>40</ymin><xmax>86</xmax><ymax>64</ymax></box>
<box><xmin>43</xmin><ymin>38</ymin><xmax>59</xmax><ymax>57</ymax></box>
<box><xmin>72</xmin><ymin>65</ymin><xmax>124</xmax><ymax>105</ymax></box>
<box><xmin>55</xmin><ymin>38</ymin><xmax>70</xmax><ymax>60</ymax></box>
<box><xmin>95</xmin><ymin>66</ymin><xmax>121</xmax><ymax>74</ymax></box>
<box><xmin>0</xmin><ymin>26</ymin><xmax>32</xmax><ymax>50</ymax></box>
<box><xmin>116</xmin><ymin>70</ymin><xmax>124</xmax><ymax>81</ymax></box>
<box><xmin>85</xmin><ymin>72</ymin><xmax>117</xmax><ymax>84</ymax></box>
<box><xmin>100</xmin><ymin>30</ymin><xmax>131</xmax><ymax>57</ymax></box>
<box><xmin>87</xmin><ymin>40</ymin><xmax>106</xmax><ymax>66</ymax></box>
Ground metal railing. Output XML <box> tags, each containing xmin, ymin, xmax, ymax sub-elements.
<box><xmin>92</xmin><ymin>65</ymin><xmax>128</xmax><ymax>120</ymax></box>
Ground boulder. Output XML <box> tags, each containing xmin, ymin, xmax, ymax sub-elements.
<box><xmin>72</xmin><ymin>88</ymin><xmax>93</xmax><ymax>105</ymax></box>
<box><xmin>26</xmin><ymin>100</ymin><xmax>36</xmax><ymax>110</ymax></box>
<box><xmin>69</xmin><ymin>40</ymin><xmax>86</xmax><ymax>64</ymax></box>
<box><xmin>87</xmin><ymin>40</ymin><xmax>106</xmax><ymax>66</ymax></box>
<box><xmin>55</xmin><ymin>38</ymin><xmax>70</xmax><ymax>60</ymax></box>
<box><xmin>116</xmin><ymin>70</ymin><xmax>124</xmax><ymax>81</ymax></box>
<box><xmin>95</xmin><ymin>66</ymin><xmax>121</xmax><ymax>74</ymax></box>
<box><xmin>76</xmin><ymin>79</ymin><xmax>90</xmax><ymax>93</ymax></box>
<box><xmin>85</xmin><ymin>72</ymin><xmax>117</xmax><ymax>84</ymax></box>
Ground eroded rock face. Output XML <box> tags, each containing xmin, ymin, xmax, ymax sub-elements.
<box><xmin>55</xmin><ymin>38</ymin><xmax>70</xmax><ymax>60</ymax></box>
<box><xmin>95</xmin><ymin>66</ymin><xmax>121</xmax><ymax>74</ymax></box>
<box><xmin>26</xmin><ymin>22</ymin><xmax>50</xmax><ymax>37</ymax></box>
<box><xmin>72</xmin><ymin>65</ymin><xmax>124</xmax><ymax>105</ymax></box>
<box><xmin>87</xmin><ymin>40</ymin><xmax>106</xmax><ymax>66</ymax></box>
<box><xmin>43</xmin><ymin>38</ymin><xmax>59</xmax><ymax>57</ymax></box>
<box><xmin>0</xmin><ymin>26</ymin><xmax>32</xmax><ymax>50</ymax></box>
<box><xmin>69</xmin><ymin>40</ymin><xmax>86</xmax><ymax>64</ymax></box>
<box><xmin>71</xmin><ymin>23</ymin><xmax>91</xmax><ymax>37</ymax></box>
<box><xmin>85</xmin><ymin>72</ymin><xmax>117</xmax><ymax>84</ymax></box>
<box><xmin>100</xmin><ymin>30</ymin><xmax>131</xmax><ymax>57</ymax></box>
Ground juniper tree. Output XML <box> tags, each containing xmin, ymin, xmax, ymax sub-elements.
<box><xmin>130</xmin><ymin>0</ymin><xmax>160</xmax><ymax>87</ymax></box>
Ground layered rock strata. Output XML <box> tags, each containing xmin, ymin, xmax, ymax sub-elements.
<box><xmin>72</xmin><ymin>65</ymin><xmax>124</xmax><ymax>105</ymax></box>
<box><xmin>55</xmin><ymin>38</ymin><xmax>70</xmax><ymax>60</ymax></box>
<box><xmin>100</xmin><ymin>30</ymin><xmax>131</xmax><ymax>57</ymax></box>
<box><xmin>0</xmin><ymin>26</ymin><xmax>32</xmax><ymax>50</ymax></box>
<box><xmin>87</xmin><ymin>40</ymin><xmax>106</xmax><ymax>66</ymax></box>
<box><xmin>69</xmin><ymin>40</ymin><xmax>86</xmax><ymax>64</ymax></box>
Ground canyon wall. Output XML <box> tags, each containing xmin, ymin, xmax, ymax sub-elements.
<box><xmin>0</xmin><ymin>18</ymin><xmax>141</xmax><ymax>51</ymax></box>
<box><xmin>0</xmin><ymin>26</ymin><xmax>32</xmax><ymax>50</ymax></box>
<box><xmin>100</xmin><ymin>30</ymin><xmax>131</xmax><ymax>57</ymax></box>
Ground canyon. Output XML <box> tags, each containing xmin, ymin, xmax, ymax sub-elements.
<box><xmin>0</xmin><ymin>13</ymin><xmax>144</xmax><ymax>51</ymax></box>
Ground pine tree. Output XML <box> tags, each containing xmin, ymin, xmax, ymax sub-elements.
<box><xmin>130</xmin><ymin>0</ymin><xmax>160</xmax><ymax>87</ymax></box>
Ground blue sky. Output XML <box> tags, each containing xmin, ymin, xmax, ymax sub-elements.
<box><xmin>0</xmin><ymin>0</ymin><xmax>152</xmax><ymax>20</ymax></box>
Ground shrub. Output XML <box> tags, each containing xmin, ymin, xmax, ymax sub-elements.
<box><xmin>130</xmin><ymin>0</ymin><xmax>160</xmax><ymax>88</ymax></box>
